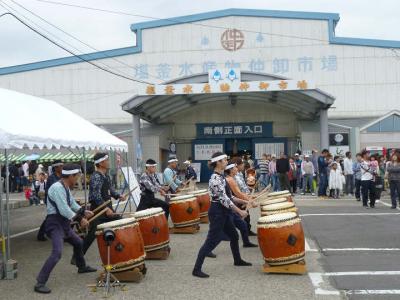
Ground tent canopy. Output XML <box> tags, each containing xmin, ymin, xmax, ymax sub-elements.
<box><xmin>0</xmin><ymin>88</ymin><xmax>128</xmax><ymax>152</ymax></box>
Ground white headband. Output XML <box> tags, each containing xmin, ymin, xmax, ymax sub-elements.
<box><xmin>168</xmin><ymin>158</ymin><xmax>178</xmax><ymax>163</ymax></box>
<box><xmin>211</xmin><ymin>154</ymin><xmax>227</xmax><ymax>163</ymax></box>
<box><xmin>52</xmin><ymin>162</ymin><xmax>63</xmax><ymax>167</ymax></box>
<box><xmin>94</xmin><ymin>155</ymin><xmax>109</xmax><ymax>164</ymax></box>
<box><xmin>184</xmin><ymin>160</ymin><xmax>191</xmax><ymax>164</ymax></box>
<box><xmin>62</xmin><ymin>169</ymin><xmax>81</xmax><ymax>175</ymax></box>
<box><xmin>225</xmin><ymin>163</ymin><xmax>236</xmax><ymax>170</ymax></box>
<box><xmin>145</xmin><ymin>163</ymin><xmax>157</xmax><ymax>167</ymax></box>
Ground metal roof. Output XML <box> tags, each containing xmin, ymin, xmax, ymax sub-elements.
<box><xmin>122</xmin><ymin>72</ymin><xmax>335</xmax><ymax>123</ymax></box>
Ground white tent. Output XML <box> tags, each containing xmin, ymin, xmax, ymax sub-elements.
<box><xmin>0</xmin><ymin>87</ymin><xmax>129</xmax><ymax>279</ymax></box>
<box><xmin>0</xmin><ymin>88</ymin><xmax>128</xmax><ymax>151</ymax></box>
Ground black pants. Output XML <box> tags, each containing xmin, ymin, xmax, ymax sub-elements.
<box><xmin>375</xmin><ymin>176</ymin><xmax>383</xmax><ymax>200</ymax></box>
<box><xmin>355</xmin><ymin>179</ymin><xmax>361</xmax><ymax>199</ymax></box>
<box><xmin>137</xmin><ymin>194</ymin><xmax>169</xmax><ymax>219</ymax></box>
<box><xmin>82</xmin><ymin>214</ymin><xmax>121</xmax><ymax>255</ymax></box>
<box><xmin>290</xmin><ymin>179</ymin><xmax>297</xmax><ymax>193</ymax></box>
<box><xmin>389</xmin><ymin>180</ymin><xmax>400</xmax><ymax>208</ymax></box>
<box><xmin>37</xmin><ymin>215</ymin><xmax>86</xmax><ymax>284</ymax></box>
<box><xmin>278</xmin><ymin>173</ymin><xmax>291</xmax><ymax>192</ymax></box>
<box><xmin>37</xmin><ymin>219</ymin><xmax>47</xmax><ymax>239</ymax></box>
<box><xmin>232</xmin><ymin>212</ymin><xmax>250</xmax><ymax>244</ymax></box>
<box><xmin>194</xmin><ymin>202</ymin><xmax>242</xmax><ymax>271</ymax></box>
<box><xmin>361</xmin><ymin>180</ymin><xmax>376</xmax><ymax>207</ymax></box>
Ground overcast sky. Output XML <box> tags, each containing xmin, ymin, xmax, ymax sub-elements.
<box><xmin>0</xmin><ymin>0</ymin><xmax>399</xmax><ymax>67</ymax></box>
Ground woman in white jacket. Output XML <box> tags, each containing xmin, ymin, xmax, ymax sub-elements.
<box><xmin>329</xmin><ymin>162</ymin><xmax>345</xmax><ymax>198</ymax></box>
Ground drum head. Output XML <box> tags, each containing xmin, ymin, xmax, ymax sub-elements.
<box><xmin>258</xmin><ymin>212</ymin><xmax>298</xmax><ymax>224</ymax></box>
<box><xmin>260</xmin><ymin>197</ymin><xmax>288</xmax><ymax>206</ymax></box>
<box><xmin>170</xmin><ymin>194</ymin><xmax>196</xmax><ymax>202</ymax></box>
<box><xmin>191</xmin><ymin>189</ymin><xmax>209</xmax><ymax>195</ymax></box>
<box><xmin>267</xmin><ymin>190</ymin><xmax>291</xmax><ymax>197</ymax></box>
<box><xmin>261</xmin><ymin>202</ymin><xmax>295</xmax><ymax>211</ymax></box>
<box><xmin>97</xmin><ymin>217</ymin><xmax>137</xmax><ymax>230</ymax></box>
<box><xmin>134</xmin><ymin>207</ymin><xmax>163</xmax><ymax>218</ymax></box>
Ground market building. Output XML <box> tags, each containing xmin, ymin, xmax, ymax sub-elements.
<box><xmin>1</xmin><ymin>8</ymin><xmax>400</xmax><ymax>179</ymax></box>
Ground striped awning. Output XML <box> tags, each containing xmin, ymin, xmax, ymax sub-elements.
<box><xmin>0</xmin><ymin>152</ymin><xmax>97</xmax><ymax>163</ymax></box>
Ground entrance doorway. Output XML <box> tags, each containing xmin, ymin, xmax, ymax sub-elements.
<box><xmin>225</xmin><ymin>138</ymin><xmax>252</xmax><ymax>158</ymax></box>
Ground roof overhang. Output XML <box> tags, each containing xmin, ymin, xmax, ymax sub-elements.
<box><xmin>121</xmin><ymin>72</ymin><xmax>335</xmax><ymax>123</ymax></box>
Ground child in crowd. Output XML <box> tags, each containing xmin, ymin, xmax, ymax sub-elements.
<box><xmin>329</xmin><ymin>162</ymin><xmax>344</xmax><ymax>199</ymax></box>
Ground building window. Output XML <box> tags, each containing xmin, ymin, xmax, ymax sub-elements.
<box><xmin>366</xmin><ymin>114</ymin><xmax>400</xmax><ymax>132</ymax></box>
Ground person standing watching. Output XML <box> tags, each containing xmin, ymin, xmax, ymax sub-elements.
<box><xmin>256</xmin><ymin>154</ymin><xmax>270</xmax><ymax>189</ymax></box>
<box><xmin>301</xmin><ymin>155</ymin><xmax>315</xmax><ymax>196</ymax></box>
<box><xmin>360</xmin><ymin>150</ymin><xmax>377</xmax><ymax>208</ymax></box>
<box><xmin>344</xmin><ymin>151</ymin><xmax>354</xmax><ymax>196</ymax></box>
<box><xmin>276</xmin><ymin>153</ymin><xmax>291</xmax><ymax>192</ymax></box>
<box><xmin>318</xmin><ymin>149</ymin><xmax>330</xmax><ymax>198</ymax></box>
<box><xmin>386</xmin><ymin>152</ymin><xmax>400</xmax><ymax>209</ymax></box>
<box><xmin>353</xmin><ymin>153</ymin><xmax>362</xmax><ymax>201</ymax></box>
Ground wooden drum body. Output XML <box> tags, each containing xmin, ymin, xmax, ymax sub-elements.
<box><xmin>191</xmin><ymin>189</ymin><xmax>211</xmax><ymax>221</ymax></box>
<box><xmin>260</xmin><ymin>201</ymin><xmax>297</xmax><ymax>216</ymax></box>
<box><xmin>169</xmin><ymin>195</ymin><xmax>200</xmax><ymax>228</ymax></box>
<box><xmin>257</xmin><ymin>212</ymin><xmax>305</xmax><ymax>266</ymax></box>
<box><xmin>134</xmin><ymin>208</ymin><xmax>169</xmax><ymax>253</ymax></box>
<box><xmin>96</xmin><ymin>217</ymin><xmax>146</xmax><ymax>273</ymax></box>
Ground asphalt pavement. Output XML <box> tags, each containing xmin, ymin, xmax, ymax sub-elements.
<box><xmin>2</xmin><ymin>189</ymin><xmax>400</xmax><ymax>299</ymax></box>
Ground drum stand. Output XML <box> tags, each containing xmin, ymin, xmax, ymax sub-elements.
<box><xmin>169</xmin><ymin>223</ymin><xmax>200</xmax><ymax>234</ymax></box>
<box><xmin>262</xmin><ymin>260</ymin><xmax>307</xmax><ymax>275</ymax></box>
<box><xmin>88</xmin><ymin>241</ymin><xmax>126</xmax><ymax>297</ymax></box>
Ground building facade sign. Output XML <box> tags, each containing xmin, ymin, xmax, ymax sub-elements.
<box><xmin>196</xmin><ymin>122</ymin><xmax>273</xmax><ymax>139</ymax></box>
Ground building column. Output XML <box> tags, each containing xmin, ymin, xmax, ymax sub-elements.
<box><xmin>132</xmin><ymin>114</ymin><xmax>141</xmax><ymax>173</ymax></box>
<box><xmin>350</xmin><ymin>127</ymin><xmax>360</xmax><ymax>154</ymax></box>
<box><xmin>320</xmin><ymin>108</ymin><xmax>329</xmax><ymax>150</ymax></box>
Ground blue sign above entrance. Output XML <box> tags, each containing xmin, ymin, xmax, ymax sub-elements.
<box><xmin>196</xmin><ymin>122</ymin><xmax>273</xmax><ymax>139</ymax></box>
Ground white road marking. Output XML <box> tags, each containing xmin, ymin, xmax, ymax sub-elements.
<box><xmin>324</xmin><ymin>271</ymin><xmax>400</xmax><ymax>276</ymax></box>
<box><xmin>10</xmin><ymin>227</ymin><xmax>39</xmax><ymax>239</ymax></box>
<box><xmin>300</xmin><ymin>212</ymin><xmax>400</xmax><ymax>216</ymax></box>
<box><xmin>305</xmin><ymin>239</ymin><xmax>318</xmax><ymax>252</ymax></box>
<box><xmin>308</xmin><ymin>272</ymin><xmax>341</xmax><ymax>296</ymax></box>
<box><xmin>346</xmin><ymin>290</ymin><xmax>400</xmax><ymax>295</ymax></box>
<box><xmin>322</xmin><ymin>248</ymin><xmax>400</xmax><ymax>252</ymax></box>
<box><xmin>309</xmin><ymin>271</ymin><xmax>400</xmax><ymax>296</ymax></box>
<box><xmin>378</xmin><ymin>199</ymin><xmax>400</xmax><ymax>210</ymax></box>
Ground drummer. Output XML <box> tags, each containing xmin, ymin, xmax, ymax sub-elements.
<box><xmin>72</xmin><ymin>152</ymin><xmax>126</xmax><ymax>265</ymax></box>
<box><xmin>37</xmin><ymin>159</ymin><xmax>64</xmax><ymax>241</ymax></box>
<box><xmin>34</xmin><ymin>164</ymin><xmax>96</xmax><ymax>294</ymax></box>
<box><xmin>230</xmin><ymin>157</ymin><xmax>257</xmax><ymax>236</ymax></box>
<box><xmin>225</xmin><ymin>163</ymin><xmax>258</xmax><ymax>248</ymax></box>
<box><xmin>192</xmin><ymin>152</ymin><xmax>252</xmax><ymax>278</ymax></box>
<box><xmin>137</xmin><ymin>159</ymin><xmax>170</xmax><ymax>218</ymax></box>
<box><xmin>184</xmin><ymin>159</ymin><xmax>197</xmax><ymax>182</ymax></box>
<box><xmin>163</xmin><ymin>158</ymin><xmax>184</xmax><ymax>193</ymax></box>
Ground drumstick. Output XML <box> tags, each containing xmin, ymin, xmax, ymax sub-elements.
<box><xmin>245</xmin><ymin>185</ymin><xmax>272</xmax><ymax>210</ymax></box>
<box><xmin>253</xmin><ymin>185</ymin><xmax>272</xmax><ymax>201</ymax></box>
<box><xmin>87</xmin><ymin>207</ymin><xmax>109</xmax><ymax>224</ymax></box>
<box><xmin>252</xmin><ymin>184</ymin><xmax>272</xmax><ymax>199</ymax></box>
<box><xmin>121</xmin><ymin>186</ymin><xmax>138</xmax><ymax>200</ymax></box>
<box><xmin>183</xmin><ymin>176</ymin><xmax>194</xmax><ymax>186</ymax></box>
<box><xmin>91</xmin><ymin>199</ymin><xmax>112</xmax><ymax>215</ymax></box>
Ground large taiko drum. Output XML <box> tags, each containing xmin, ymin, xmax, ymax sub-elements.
<box><xmin>169</xmin><ymin>194</ymin><xmax>200</xmax><ymax>228</ymax></box>
<box><xmin>190</xmin><ymin>189</ymin><xmax>211</xmax><ymax>222</ymax></box>
<box><xmin>133</xmin><ymin>208</ymin><xmax>169</xmax><ymax>253</ymax></box>
<box><xmin>260</xmin><ymin>201</ymin><xmax>298</xmax><ymax>216</ymax></box>
<box><xmin>257</xmin><ymin>212</ymin><xmax>305</xmax><ymax>266</ymax></box>
<box><xmin>96</xmin><ymin>217</ymin><xmax>146</xmax><ymax>273</ymax></box>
